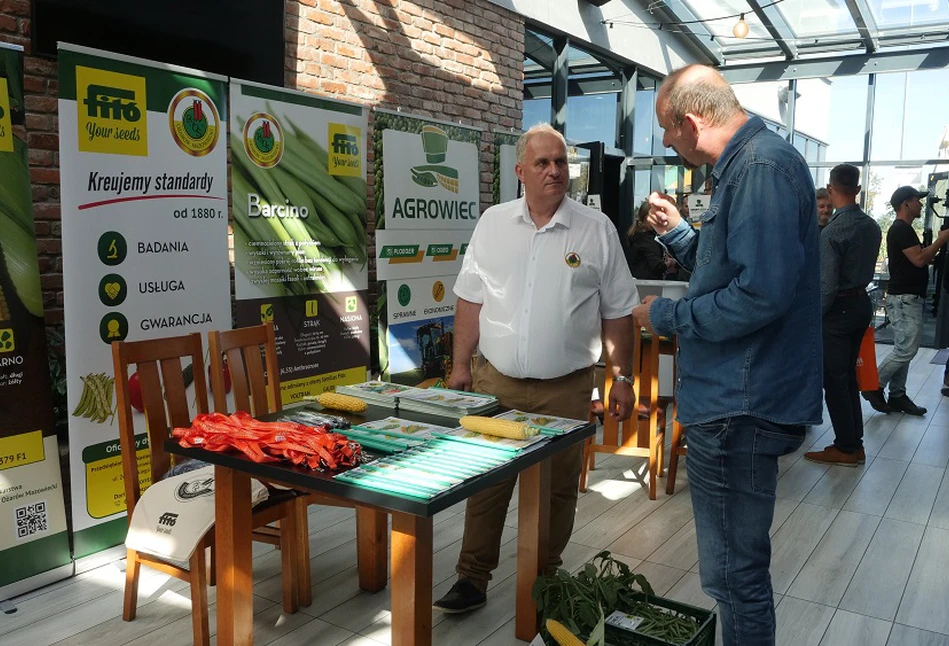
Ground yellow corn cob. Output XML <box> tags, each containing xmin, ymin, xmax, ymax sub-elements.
<box><xmin>316</xmin><ymin>392</ymin><xmax>368</xmax><ymax>413</ymax></box>
<box><xmin>546</xmin><ymin>619</ymin><xmax>585</xmax><ymax>646</ymax></box>
<box><xmin>459</xmin><ymin>415</ymin><xmax>538</xmax><ymax>440</ymax></box>
<box><xmin>436</xmin><ymin>173</ymin><xmax>459</xmax><ymax>193</ymax></box>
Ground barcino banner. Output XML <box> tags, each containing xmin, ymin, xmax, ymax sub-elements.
<box><xmin>230</xmin><ymin>80</ymin><xmax>369</xmax><ymax>402</ymax></box>
<box><xmin>0</xmin><ymin>42</ymin><xmax>72</xmax><ymax>596</ymax></box>
<box><xmin>58</xmin><ymin>44</ymin><xmax>231</xmax><ymax>558</ymax></box>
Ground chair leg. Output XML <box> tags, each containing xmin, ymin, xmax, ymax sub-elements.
<box><xmin>279</xmin><ymin>512</ymin><xmax>300</xmax><ymax>614</ymax></box>
<box><xmin>579</xmin><ymin>437</ymin><xmax>592</xmax><ymax>493</ymax></box>
<box><xmin>189</xmin><ymin>548</ymin><xmax>210</xmax><ymax>646</ymax></box>
<box><xmin>667</xmin><ymin>422</ymin><xmax>685</xmax><ymax>495</ymax></box>
<box><xmin>648</xmin><ymin>418</ymin><xmax>658</xmax><ymax>501</ymax></box>
<box><xmin>123</xmin><ymin>549</ymin><xmax>141</xmax><ymax>621</ymax></box>
<box><xmin>295</xmin><ymin>497</ymin><xmax>312</xmax><ymax>607</ymax></box>
<box><xmin>209</xmin><ymin>542</ymin><xmax>216</xmax><ymax>587</ymax></box>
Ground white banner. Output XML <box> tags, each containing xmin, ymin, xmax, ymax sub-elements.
<box><xmin>58</xmin><ymin>44</ymin><xmax>230</xmax><ymax>555</ymax></box>
<box><xmin>375</xmin><ymin>229</ymin><xmax>471</xmax><ymax>281</ymax></box>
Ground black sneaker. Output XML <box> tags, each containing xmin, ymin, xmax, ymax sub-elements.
<box><xmin>888</xmin><ymin>394</ymin><xmax>927</xmax><ymax>416</ymax></box>
<box><xmin>862</xmin><ymin>388</ymin><xmax>892</xmax><ymax>413</ymax></box>
<box><xmin>432</xmin><ymin>579</ymin><xmax>487</xmax><ymax>614</ymax></box>
<box><xmin>942</xmin><ymin>386</ymin><xmax>949</xmax><ymax>397</ymax></box>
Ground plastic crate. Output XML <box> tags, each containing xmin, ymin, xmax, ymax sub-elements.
<box><xmin>601</xmin><ymin>593</ymin><xmax>716</xmax><ymax>646</ymax></box>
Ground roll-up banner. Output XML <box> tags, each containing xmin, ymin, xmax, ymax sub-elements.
<box><xmin>229</xmin><ymin>80</ymin><xmax>369</xmax><ymax>403</ymax></box>
<box><xmin>373</xmin><ymin>111</ymin><xmax>480</xmax><ymax>386</ymax></box>
<box><xmin>58</xmin><ymin>44</ymin><xmax>230</xmax><ymax>558</ymax></box>
<box><xmin>493</xmin><ymin>130</ymin><xmax>520</xmax><ymax>205</ymax></box>
<box><xmin>0</xmin><ymin>43</ymin><xmax>72</xmax><ymax>597</ymax></box>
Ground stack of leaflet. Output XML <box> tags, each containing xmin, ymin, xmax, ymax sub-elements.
<box><xmin>335</xmin><ymin>437</ymin><xmax>516</xmax><ymax>500</ymax></box>
<box><xmin>336</xmin><ymin>381</ymin><xmax>497</xmax><ymax>417</ymax></box>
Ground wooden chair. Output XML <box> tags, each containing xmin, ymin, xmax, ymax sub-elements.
<box><xmin>580</xmin><ymin>325</ymin><xmax>672</xmax><ymax>500</ymax></box>
<box><xmin>112</xmin><ymin>332</ymin><xmax>306</xmax><ymax>646</ymax></box>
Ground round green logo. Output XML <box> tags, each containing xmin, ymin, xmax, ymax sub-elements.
<box><xmin>98</xmin><ymin>274</ymin><xmax>127</xmax><ymax>306</ymax></box>
<box><xmin>97</xmin><ymin>231</ymin><xmax>127</xmax><ymax>266</ymax></box>
<box><xmin>254</xmin><ymin>126</ymin><xmax>275</xmax><ymax>153</ymax></box>
<box><xmin>183</xmin><ymin>105</ymin><xmax>209</xmax><ymax>139</ymax></box>
<box><xmin>99</xmin><ymin>312</ymin><xmax>129</xmax><ymax>344</ymax></box>
<box><xmin>397</xmin><ymin>284</ymin><xmax>412</xmax><ymax>307</ymax></box>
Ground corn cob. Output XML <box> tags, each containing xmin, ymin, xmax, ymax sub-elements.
<box><xmin>545</xmin><ymin>619</ymin><xmax>586</xmax><ymax>646</ymax></box>
<box><xmin>317</xmin><ymin>392</ymin><xmax>368</xmax><ymax>413</ymax></box>
<box><xmin>459</xmin><ymin>416</ymin><xmax>538</xmax><ymax>440</ymax></box>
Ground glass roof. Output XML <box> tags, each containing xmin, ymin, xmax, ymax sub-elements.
<box><xmin>654</xmin><ymin>0</ymin><xmax>949</xmax><ymax>64</ymax></box>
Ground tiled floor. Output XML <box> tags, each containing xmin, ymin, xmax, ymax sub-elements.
<box><xmin>4</xmin><ymin>346</ymin><xmax>949</xmax><ymax>645</ymax></box>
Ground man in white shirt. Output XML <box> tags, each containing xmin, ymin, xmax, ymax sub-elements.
<box><xmin>433</xmin><ymin>123</ymin><xmax>638</xmax><ymax>613</ymax></box>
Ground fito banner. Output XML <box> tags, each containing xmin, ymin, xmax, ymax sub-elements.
<box><xmin>230</xmin><ymin>80</ymin><xmax>369</xmax><ymax>404</ymax></box>
<box><xmin>58</xmin><ymin>44</ymin><xmax>230</xmax><ymax>558</ymax></box>
<box><xmin>0</xmin><ymin>42</ymin><xmax>71</xmax><ymax>596</ymax></box>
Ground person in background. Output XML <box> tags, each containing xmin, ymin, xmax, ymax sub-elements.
<box><xmin>804</xmin><ymin>164</ymin><xmax>881</xmax><ymax>466</ymax></box>
<box><xmin>433</xmin><ymin>123</ymin><xmax>637</xmax><ymax>613</ymax></box>
<box><xmin>863</xmin><ymin>186</ymin><xmax>949</xmax><ymax>415</ymax></box>
<box><xmin>632</xmin><ymin>64</ymin><xmax>821</xmax><ymax>646</ymax></box>
<box><xmin>627</xmin><ymin>200</ymin><xmax>677</xmax><ymax>280</ymax></box>
<box><xmin>817</xmin><ymin>186</ymin><xmax>833</xmax><ymax>229</ymax></box>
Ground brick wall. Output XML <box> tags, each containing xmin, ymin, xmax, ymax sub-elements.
<box><xmin>0</xmin><ymin>0</ymin><xmax>525</xmax><ymax>327</ymax></box>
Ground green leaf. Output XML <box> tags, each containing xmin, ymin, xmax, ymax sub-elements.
<box><xmin>586</xmin><ymin>608</ymin><xmax>606</xmax><ymax>646</ymax></box>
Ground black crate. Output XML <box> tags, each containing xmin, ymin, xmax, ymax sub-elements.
<box><xmin>599</xmin><ymin>593</ymin><xmax>716</xmax><ymax>646</ymax></box>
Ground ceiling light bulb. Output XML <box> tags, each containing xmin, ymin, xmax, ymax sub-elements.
<box><xmin>733</xmin><ymin>14</ymin><xmax>749</xmax><ymax>39</ymax></box>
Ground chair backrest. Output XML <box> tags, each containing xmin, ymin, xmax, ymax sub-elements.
<box><xmin>112</xmin><ymin>332</ymin><xmax>209</xmax><ymax>517</ymax></box>
<box><xmin>207</xmin><ymin>322</ymin><xmax>281</xmax><ymax>417</ymax></box>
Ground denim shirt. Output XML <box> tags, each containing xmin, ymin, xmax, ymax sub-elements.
<box><xmin>649</xmin><ymin>117</ymin><xmax>823</xmax><ymax>426</ymax></box>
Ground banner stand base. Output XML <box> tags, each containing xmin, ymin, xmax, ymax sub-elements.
<box><xmin>74</xmin><ymin>544</ymin><xmax>128</xmax><ymax>576</ymax></box>
<box><xmin>0</xmin><ymin>562</ymin><xmax>75</xmax><ymax>605</ymax></box>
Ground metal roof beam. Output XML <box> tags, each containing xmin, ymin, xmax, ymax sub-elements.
<box><xmin>845</xmin><ymin>0</ymin><xmax>879</xmax><ymax>53</ymax></box>
<box><xmin>648</xmin><ymin>2</ymin><xmax>723</xmax><ymax>66</ymax></box>
<box><xmin>746</xmin><ymin>0</ymin><xmax>798</xmax><ymax>60</ymax></box>
<box><xmin>719</xmin><ymin>44</ymin><xmax>949</xmax><ymax>83</ymax></box>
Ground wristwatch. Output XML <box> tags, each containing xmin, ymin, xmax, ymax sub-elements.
<box><xmin>613</xmin><ymin>375</ymin><xmax>633</xmax><ymax>386</ymax></box>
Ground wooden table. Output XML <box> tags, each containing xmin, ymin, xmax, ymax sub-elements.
<box><xmin>166</xmin><ymin>404</ymin><xmax>594</xmax><ymax>646</ymax></box>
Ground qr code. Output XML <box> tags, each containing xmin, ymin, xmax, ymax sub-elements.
<box><xmin>15</xmin><ymin>501</ymin><xmax>48</xmax><ymax>539</ymax></box>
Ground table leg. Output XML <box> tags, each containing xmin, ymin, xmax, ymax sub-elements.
<box><xmin>356</xmin><ymin>507</ymin><xmax>388</xmax><ymax>592</ymax></box>
<box><xmin>390</xmin><ymin>512</ymin><xmax>433</xmax><ymax>646</ymax></box>
<box><xmin>215</xmin><ymin>466</ymin><xmax>254</xmax><ymax>646</ymax></box>
<box><xmin>516</xmin><ymin>459</ymin><xmax>551</xmax><ymax>641</ymax></box>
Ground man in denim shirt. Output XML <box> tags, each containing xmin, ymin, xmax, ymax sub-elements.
<box><xmin>632</xmin><ymin>65</ymin><xmax>822</xmax><ymax>646</ymax></box>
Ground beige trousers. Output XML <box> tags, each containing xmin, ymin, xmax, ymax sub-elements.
<box><xmin>455</xmin><ymin>360</ymin><xmax>594</xmax><ymax>592</ymax></box>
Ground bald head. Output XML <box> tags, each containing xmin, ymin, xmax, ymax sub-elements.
<box><xmin>659</xmin><ymin>64</ymin><xmax>743</xmax><ymax>128</ymax></box>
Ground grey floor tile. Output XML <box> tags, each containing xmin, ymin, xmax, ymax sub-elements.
<box><xmin>608</xmin><ymin>490</ymin><xmax>694</xmax><ymax>560</ymax></box>
<box><xmin>927</xmin><ymin>470</ymin><xmax>949</xmax><ymax>530</ymax></box>
<box><xmin>887</xmin><ymin>624</ymin><xmax>949</xmax><ymax>646</ymax></box>
<box><xmin>647</xmin><ymin>519</ymin><xmax>699</xmax><ymax>570</ymax></box>
<box><xmin>843</xmin><ymin>458</ymin><xmax>909</xmax><ymax>517</ymax></box>
<box><xmin>664</xmin><ymin>571</ymin><xmax>716</xmax><ymax>610</ymax></box>
<box><xmin>884</xmin><ymin>463</ymin><xmax>945</xmax><ymax>525</ymax></box>
<box><xmin>770</xmin><ymin>503</ymin><xmax>839</xmax><ymax>594</ymax></box>
<box><xmin>819</xmin><ymin>610</ymin><xmax>891</xmax><ymax>646</ymax></box>
<box><xmin>896</xmin><ymin>525</ymin><xmax>949</xmax><ymax>635</ymax></box>
<box><xmin>771</xmin><ymin>497</ymin><xmax>801</xmax><ymax>537</ymax></box>
<box><xmin>912</xmin><ymin>424</ymin><xmax>949</xmax><ymax>468</ymax></box>
<box><xmin>776</xmin><ymin>458</ymin><xmax>830</xmax><ymax>502</ymax></box>
<box><xmin>775</xmin><ymin>597</ymin><xmax>836</xmax><ymax>646</ymax></box>
<box><xmin>635</xmin><ymin>561</ymin><xmax>689</xmax><ymax>596</ymax></box>
<box><xmin>839</xmin><ymin>518</ymin><xmax>925</xmax><ymax>621</ymax></box>
<box><xmin>803</xmin><ymin>459</ymin><xmax>875</xmax><ymax>509</ymax></box>
<box><xmin>877</xmin><ymin>421</ymin><xmax>928</xmax><ymax>462</ymax></box>
<box><xmin>786</xmin><ymin>510</ymin><xmax>880</xmax><ymax>606</ymax></box>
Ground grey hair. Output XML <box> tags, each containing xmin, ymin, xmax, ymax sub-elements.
<box><xmin>662</xmin><ymin>66</ymin><xmax>743</xmax><ymax>128</ymax></box>
<box><xmin>516</xmin><ymin>123</ymin><xmax>566</xmax><ymax>165</ymax></box>
<box><xmin>816</xmin><ymin>187</ymin><xmax>829</xmax><ymax>200</ymax></box>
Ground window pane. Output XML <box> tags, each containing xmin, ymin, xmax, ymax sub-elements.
<box><xmin>523</xmin><ymin>98</ymin><xmax>551</xmax><ymax>130</ymax></box>
<box><xmin>867</xmin><ymin>0</ymin><xmax>949</xmax><ymax>29</ymax></box>
<box><xmin>902</xmin><ymin>69</ymin><xmax>949</xmax><ymax>161</ymax></box>
<box><xmin>775</xmin><ymin>0</ymin><xmax>858</xmax><ymax>37</ymax></box>
<box><xmin>566</xmin><ymin>94</ymin><xmax>618</xmax><ymax>146</ymax></box>
<box><xmin>796</xmin><ymin>75</ymin><xmax>866</xmax><ymax>163</ymax></box>
<box><xmin>634</xmin><ymin>87</ymin><xmax>655</xmax><ymax>156</ymax></box>
<box><xmin>871</xmin><ymin>73</ymin><xmax>906</xmax><ymax>161</ymax></box>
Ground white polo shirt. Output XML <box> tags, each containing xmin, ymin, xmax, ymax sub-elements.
<box><xmin>453</xmin><ymin>196</ymin><xmax>638</xmax><ymax>380</ymax></box>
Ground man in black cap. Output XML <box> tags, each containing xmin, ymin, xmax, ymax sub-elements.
<box><xmin>863</xmin><ymin>185</ymin><xmax>949</xmax><ymax>415</ymax></box>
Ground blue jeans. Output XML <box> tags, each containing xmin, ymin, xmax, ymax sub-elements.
<box><xmin>686</xmin><ymin>416</ymin><xmax>805</xmax><ymax>646</ymax></box>
<box><xmin>878</xmin><ymin>294</ymin><xmax>924</xmax><ymax>398</ymax></box>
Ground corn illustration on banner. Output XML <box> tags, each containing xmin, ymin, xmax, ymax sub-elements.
<box><xmin>0</xmin><ymin>42</ymin><xmax>72</xmax><ymax>598</ymax></box>
<box><xmin>229</xmin><ymin>80</ymin><xmax>369</xmax><ymax>405</ymax></box>
<box><xmin>58</xmin><ymin>44</ymin><xmax>231</xmax><ymax>558</ymax></box>
<box><xmin>373</xmin><ymin>110</ymin><xmax>481</xmax><ymax>386</ymax></box>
